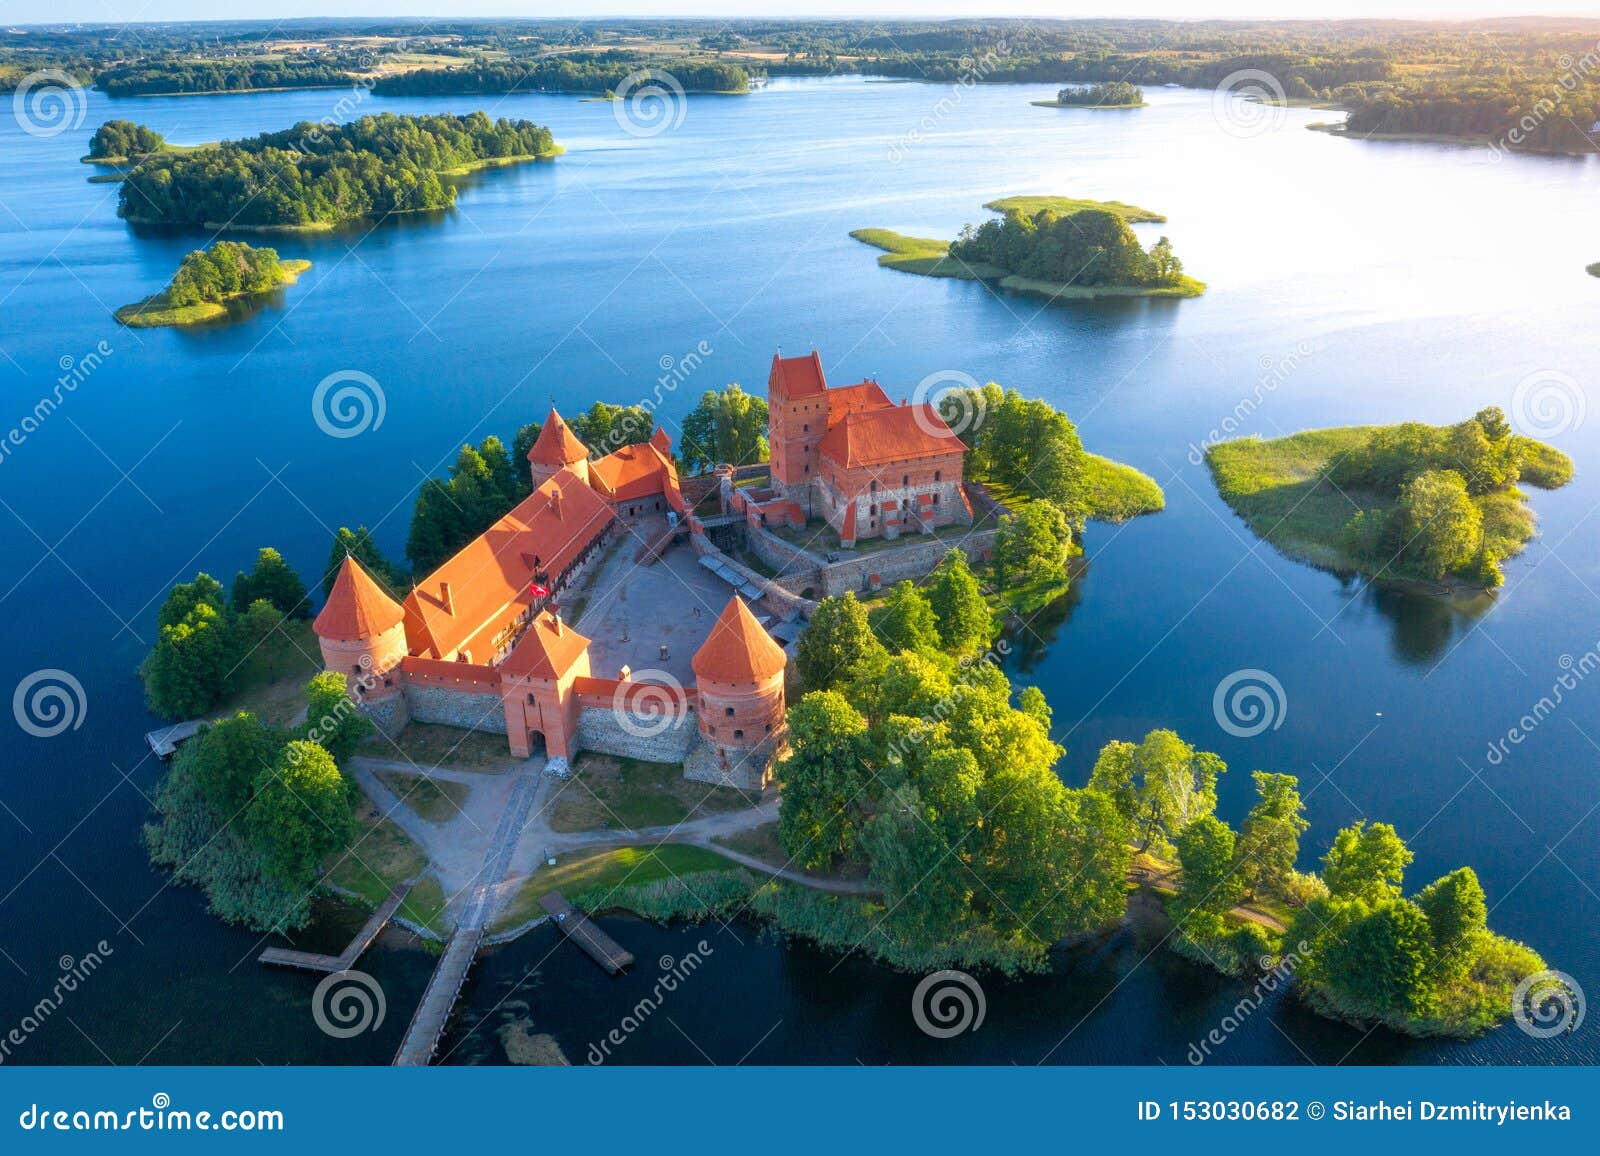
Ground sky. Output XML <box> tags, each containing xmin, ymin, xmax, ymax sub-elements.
<box><xmin>5</xmin><ymin>2</ymin><xmax>1599</xmax><ymax>28</ymax></box>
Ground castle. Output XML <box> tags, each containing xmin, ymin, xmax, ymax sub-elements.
<box><xmin>311</xmin><ymin>351</ymin><xmax>968</xmax><ymax>788</ymax></box>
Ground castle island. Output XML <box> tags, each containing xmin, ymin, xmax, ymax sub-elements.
<box><xmin>312</xmin><ymin>351</ymin><xmax>983</xmax><ymax>791</ymax></box>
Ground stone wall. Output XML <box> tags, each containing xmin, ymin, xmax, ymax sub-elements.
<box><xmin>683</xmin><ymin>731</ymin><xmax>781</xmax><ymax>791</ymax></box>
<box><xmin>817</xmin><ymin>528</ymin><xmax>999</xmax><ymax>597</ymax></box>
<box><xmin>744</xmin><ymin>523</ymin><xmax>827</xmax><ymax>580</ymax></box>
<box><xmin>362</xmin><ymin>692</ymin><xmax>410</xmax><ymax>739</ymax></box>
<box><xmin>403</xmin><ymin>685</ymin><xmax>508</xmax><ymax>734</ymax></box>
<box><xmin>574</xmin><ymin>705</ymin><xmax>697</xmax><ymax>763</ymax></box>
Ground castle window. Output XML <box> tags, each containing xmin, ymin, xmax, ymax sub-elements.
<box><xmin>935</xmin><ymin>470</ymin><xmax>942</xmax><ymax>482</ymax></box>
<box><xmin>734</xmin><ymin>729</ymin><xmax>744</xmax><ymax>739</ymax></box>
<box><xmin>902</xmin><ymin>474</ymin><xmax>909</xmax><ymax>487</ymax></box>
<box><xmin>528</xmin><ymin>693</ymin><xmax>536</xmax><ymax>704</ymax></box>
<box><xmin>725</xmin><ymin>707</ymin><xmax>735</xmax><ymax>716</ymax></box>
<box><xmin>356</xmin><ymin>685</ymin><xmax>366</xmax><ymax>696</ymax></box>
<box><xmin>352</xmin><ymin>664</ymin><xmax>361</xmax><ymax>674</ymax></box>
<box><xmin>803</xmin><ymin>424</ymin><xmax>809</xmax><ymax>432</ymax></box>
<box><xmin>933</xmin><ymin>493</ymin><xmax>941</xmax><ymax>504</ymax></box>
<box><xmin>764</xmin><ymin>723</ymin><xmax>772</xmax><ymax>733</ymax></box>
<box><xmin>384</xmin><ymin>678</ymin><xmax>394</xmax><ymax>688</ymax></box>
<box><xmin>869</xmin><ymin>480</ymin><xmax>877</xmax><ymax>493</ymax></box>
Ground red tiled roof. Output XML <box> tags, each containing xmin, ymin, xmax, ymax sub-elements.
<box><xmin>314</xmin><ymin>556</ymin><xmax>405</xmax><ymax>642</ymax></box>
<box><xmin>500</xmin><ymin>610</ymin><xmax>591</xmax><ymax>681</ymax></box>
<box><xmin>825</xmin><ymin>380</ymin><xmax>892</xmax><ymax>427</ymax></box>
<box><xmin>402</xmin><ymin>467</ymin><xmax>615</xmax><ymax>661</ymax></box>
<box><xmin>527</xmin><ymin>408</ymin><xmax>590</xmax><ymax>466</ymax></box>
<box><xmin>769</xmin><ymin>351</ymin><xmax>827</xmax><ymax>399</ymax></box>
<box><xmin>589</xmin><ymin>438</ymin><xmax>680</xmax><ymax>502</ymax></box>
<box><xmin>692</xmin><ymin>596</ymin><xmax>787</xmax><ymax>684</ymax></box>
<box><xmin>816</xmin><ymin>403</ymin><xmax>965</xmax><ymax>470</ymax></box>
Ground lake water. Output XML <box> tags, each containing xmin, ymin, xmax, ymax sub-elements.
<box><xmin>1</xmin><ymin>76</ymin><xmax>1596</xmax><ymax>1066</ymax></box>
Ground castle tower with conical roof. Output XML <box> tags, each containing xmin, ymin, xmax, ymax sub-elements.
<box><xmin>687</xmin><ymin>596</ymin><xmax>787</xmax><ymax>790</ymax></box>
<box><xmin>526</xmin><ymin>407</ymin><xmax>590</xmax><ymax>491</ymax></box>
<box><xmin>313</xmin><ymin>556</ymin><xmax>410</xmax><ymax>731</ymax></box>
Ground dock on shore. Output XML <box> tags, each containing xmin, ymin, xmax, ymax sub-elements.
<box><xmin>539</xmin><ymin>891</ymin><xmax>635</xmax><ymax>974</ymax></box>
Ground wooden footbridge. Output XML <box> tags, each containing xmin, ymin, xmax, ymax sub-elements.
<box><xmin>392</xmin><ymin>927</ymin><xmax>484</xmax><ymax>1066</ymax></box>
<box><xmin>259</xmin><ymin>883</ymin><xmax>412</xmax><ymax>973</ymax></box>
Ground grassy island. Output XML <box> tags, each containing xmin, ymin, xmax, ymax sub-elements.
<box><xmin>853</xmin><ymin>195</ymin><xmax>1202</xmax><ymax>302</ymax></box>
<box><xmin>115</xmin><ymin>241</ymin><xmax>310</xmax><ymax>328</ymax></box>
<box><xmin>1032</xmin><ymin>81</ymin><xmax>1147</xmax><ymax>108</ymax></box>
<box><xmin>1206</xmin><ymin>410</ymin><xmax>1573</xmax><ymax>590</ymax></box>
<box><xmin>117</xmin><ymin>111</ymin><xmax>560</xmax><ymax>231</ymax></box>
<box><xmin>1588</xmin><ymin>262</ymin><xmax>1600</xmax><ymax>278</ymax></box>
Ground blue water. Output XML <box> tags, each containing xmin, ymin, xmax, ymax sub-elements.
<box><xmin>1</xmin><ymin>77</ymin><xmax>1596</xmax><ymax>1065</ymax></box>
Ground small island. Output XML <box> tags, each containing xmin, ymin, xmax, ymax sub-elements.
<box><xmin>852</xmin><ymin>194</ymin><xmax>1202</xmax><ymax>302</ymax></box>
<box><xmin>1588</xmin><ymin>262</ymin><xmax>1600</xmax><ymax>278</ymax></box>
<box><xmin>115</xmin><ymin>241</ymin><xmax>310</xmax><ymax>328</ymax></box>
<box><xmin>1205</xmin><ymin>409</ymin><xmax>1574</xmax><ymax>590</ymax></box>
<box><xmin>117</xmin><ymin>111</ymin><xmax>561</xmax><ymax>231</ymax></box>
<box><xmin>1032</xmin><ymin>81</ymin><xmax>1146</xmax><ymax>109</ymax></box>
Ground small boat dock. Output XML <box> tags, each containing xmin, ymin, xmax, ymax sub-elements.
<box><xmin>259</xmin><ymin>883</ymin><xmax>412</xmax><ymax>973</ymax></box>
<box><xmin>145</xmin><ymin>719</ymin><xmax>204</xmax><ymax>760</ymax></box>
<box><xmin>539</xmin><ymin>891</ymin><xmax>634</xmax><ymax>974</ymax></box>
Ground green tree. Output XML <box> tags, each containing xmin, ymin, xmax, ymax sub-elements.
<box><xmin>322</xmin><ymin>526</ymin><xmax>406</xmax><ymax>599</ymax></box>
<box><xmin>1319</xmin><ymin>898</ymin><xmax>1438</xmax><ymax>1018</ymax></box>
<box><xmin>1235</xmin><ymin>771</ymin><xmax>1309</xmax><ymax>899</ymax></box>
<box><xmin>570</xmin><ymin>401</ymin><xmax>653</xmax><ymax>456</ymax></box>
<box><xmin>184</xmin><ymin>711</ymin><xmax>285</xmax><ymax>819</ymax></box>
<box><xmin>1174</xmin><ymin>814</ymin><xmax>1243</xmax><ymax>920</ymax></box>
<box><xmin>1088</xmin><ymin>729</ymin><xmax>1226</xmax><ymax>854</ymax></box>
<box><xmin>158</xmin><ymin>572</ymin><xmax>226</xmax><ymax>629</ymax></box>
<box><xmin>776</xmin><ymin>691</ymin><xmax>872</xmax><ymax>870</ymax></box>
<box><xmin>926</xmin><ymin>548</ymin><xmax>992</xmax><ymax>657</ymax></box>
<box><xmin>144</xmin><ymin>600</ymin><xmax>234</xmax><ymax>720</ymax></box>
<box><xmin>1396</xmin><ymin>468</ymin><xmax>1483</xmax><ymax>580</ymax></box>
<box><xmin>1415</xmin><ymin>866</ymin><xmax>1488</xmax><ymax>977</ymax></box>
<box><xmin>795</xmin><ymin>592</ymin><xmax>885</xmax><ymax>691</ymax></box>
<box><xmin>246</xmin><ymin>740</ymin><xmax>354</xmax><ymax>889</ymax></box>
<box><xmin>300</xmin><ymin>671</ymin><xmax>372</xmax><ymax>765</ymax></box>
<box><xmin>1323</xmin><ymin>820</ymin><xmax>1413</xmax><ymax>903</ymax></box>
<box><xmin>231</xmin><ymin>547</ymin><xmax>310</xmax><ymax>617</ymax></box>
<box><xmin>875</xmin><ymin>581</ymin><xmax>939</xmax><ymax>654</ymax></box>
<box><xmin>994</xmin><ymin>502</ymin><xmax>1071</xmax><ymax>588</ymax></box>
<box><xmin>680</xmin><ymin>384</ymin><xmax>770</xmax><ymax>472</ymax></box>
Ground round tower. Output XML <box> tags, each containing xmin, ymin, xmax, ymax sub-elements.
<box><xmin>527</xmin><ymin>407</ymin><xmax>591</xmax><ymax>492</ymax></box>
<box><xmin>689</xmin><ymin>596</ymin><xmax>787</xmax><ymax>789</ymax></box>
<box><xmin>313</xmin><ymin>556</ymin><xmax>408</xmax><ymax>705</ymax></box>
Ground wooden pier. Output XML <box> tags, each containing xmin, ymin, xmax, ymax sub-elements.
<box><xmin>259</xmin><ymin>883</ymin><xmax>411</xmax><ymax>973</ymax></box>
<box><xmin>540</xmin><ymin>891</ymin><xmax>635</xmax><ymax>974</ymax></box>
<box><xmin>145</xmin><ymin>719</ymin><xmax>204</xmax><ymax>760</ymax></box>
<box><xmin>393</xmin><ymin>928</ymin><xmax>482</xmax><ymax>1066</ymax></box>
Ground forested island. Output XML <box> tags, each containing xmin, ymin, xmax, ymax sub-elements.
<box><xmin>1206</xmin><ymin>409</ymin><xmax>1574</xmax><ymax>590</ymax></box>
<box><xmin>115</xmin><ymin>241</ymin><xmax>310</xmax><ymax>328</ymax></box>
<box><xmin>83</xmin><ymin>119</ymin><xmax>166</xmax><ymax>164</ymax></box>
<box><xmin>96</xmin><ymin>59</ymin><xmax>357</xmax><ymax>97</ymax></box>
<box><xmin>1033</xmin><ymin>81</ymin><xmax>1145</xmax><ymax>108</ymax></box>
<box><xmin>854</xmin><ymin>194</ymin><xmax>1201</xmax><ymax>302</ymax></box>
<box><xmin>116</xmin><ymin>112</ymin><xmax>560</xmax><ymax>231</ymax></box>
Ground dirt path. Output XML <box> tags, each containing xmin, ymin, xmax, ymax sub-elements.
<box><xmin>1127</xmin><ymin>859</ymin><xmax>1288</xmax><ymax>934</ymax></box>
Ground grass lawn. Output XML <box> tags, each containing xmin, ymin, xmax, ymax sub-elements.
<box><xmin>114</xmin><ymin>260</ymin><xmax>311</xmax><ymax>328</ymax></box>
<box><xmin>984</xmin><ymin>194</ymin><xmax>1164</xmax><ymax>222</ymax></box>
<box><xmin>712</xmin><ymin>820</ymin><xmax>786</xmax><ymax>864</ymax></box>
<box><xmin>1205</xmin><ymin>425</ymin><xmax>1572</xmax><ymax>588</ymax></box>
<box><xmin>371</xmin><ymin>769</ymin><xmax>472</xmax><ymax>823</ymax></box>
<box><xmin>213</xmin><ymin>617</ymin><xmax>322</xmax><ymax>726</ymax></box>
<box><xmin>1081</xmin><ymin>453</ymin><xmax>1166</xmax><ymax>522</ymax></box>
<box><xmin>547</xmin><ymin>753</ymin><xmax>757</xmax><ymax>833</ymax></box>
<box><xmin>491</xmin><ymin>843</ymin><xmax>739</xmax><ymax>931</ymax></box>
<box><xmin>324</xmin><ymin>792</ymin><xmax>448</xmax><ymax>935</ymax></box>
<box><xmin>359</xmin><ymin>721</ymin><xmax>519</xmax><ymax>772</ymax></box>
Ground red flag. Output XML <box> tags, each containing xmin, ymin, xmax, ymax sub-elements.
<box><xmin>529</xmin><ymin>582</ymin><xmax>551</xmax><ymax>599</ymax></box>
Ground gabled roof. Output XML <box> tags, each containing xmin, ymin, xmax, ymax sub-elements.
<box><xmin>314</xmin><ymin>556</ymin><xmax>405</xmax><ymax>642</ymax></box>
<box><xmin>824</xmin><ymin>379</ymin><xmax>893</xmax><ymax>427</ymax></box>
<box><xmin>527</xmin><ymin>408</ymin><xmax>590</xmax><ymax>467</ymax></box>
<box><xmin>692</xmin><ymin>596</ymin><xmax>787</xmax><ymax>684</ymax></box>
<box><xmin>816</xmin><ymin>403</ymin><xmax>965</xmax><ymax>470</ymax></box>
<box><xmin>589</xmin><ymin>437</ymin><xmax>679</xmax><ymax>502</ymax></box>
<box><xmin>768</xmin><ymin>351</ymin><xmax>827</xmax><ymax>399</ymax></box>
<box><xmin>402</xmin><ymin>467</ymin><xmax>615</xmax><ymax>661</ymax></box>
<box><xmin>500</xmin><ymin>610</ymin><xmax>591</xmax><ymax>681</ymax></box>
